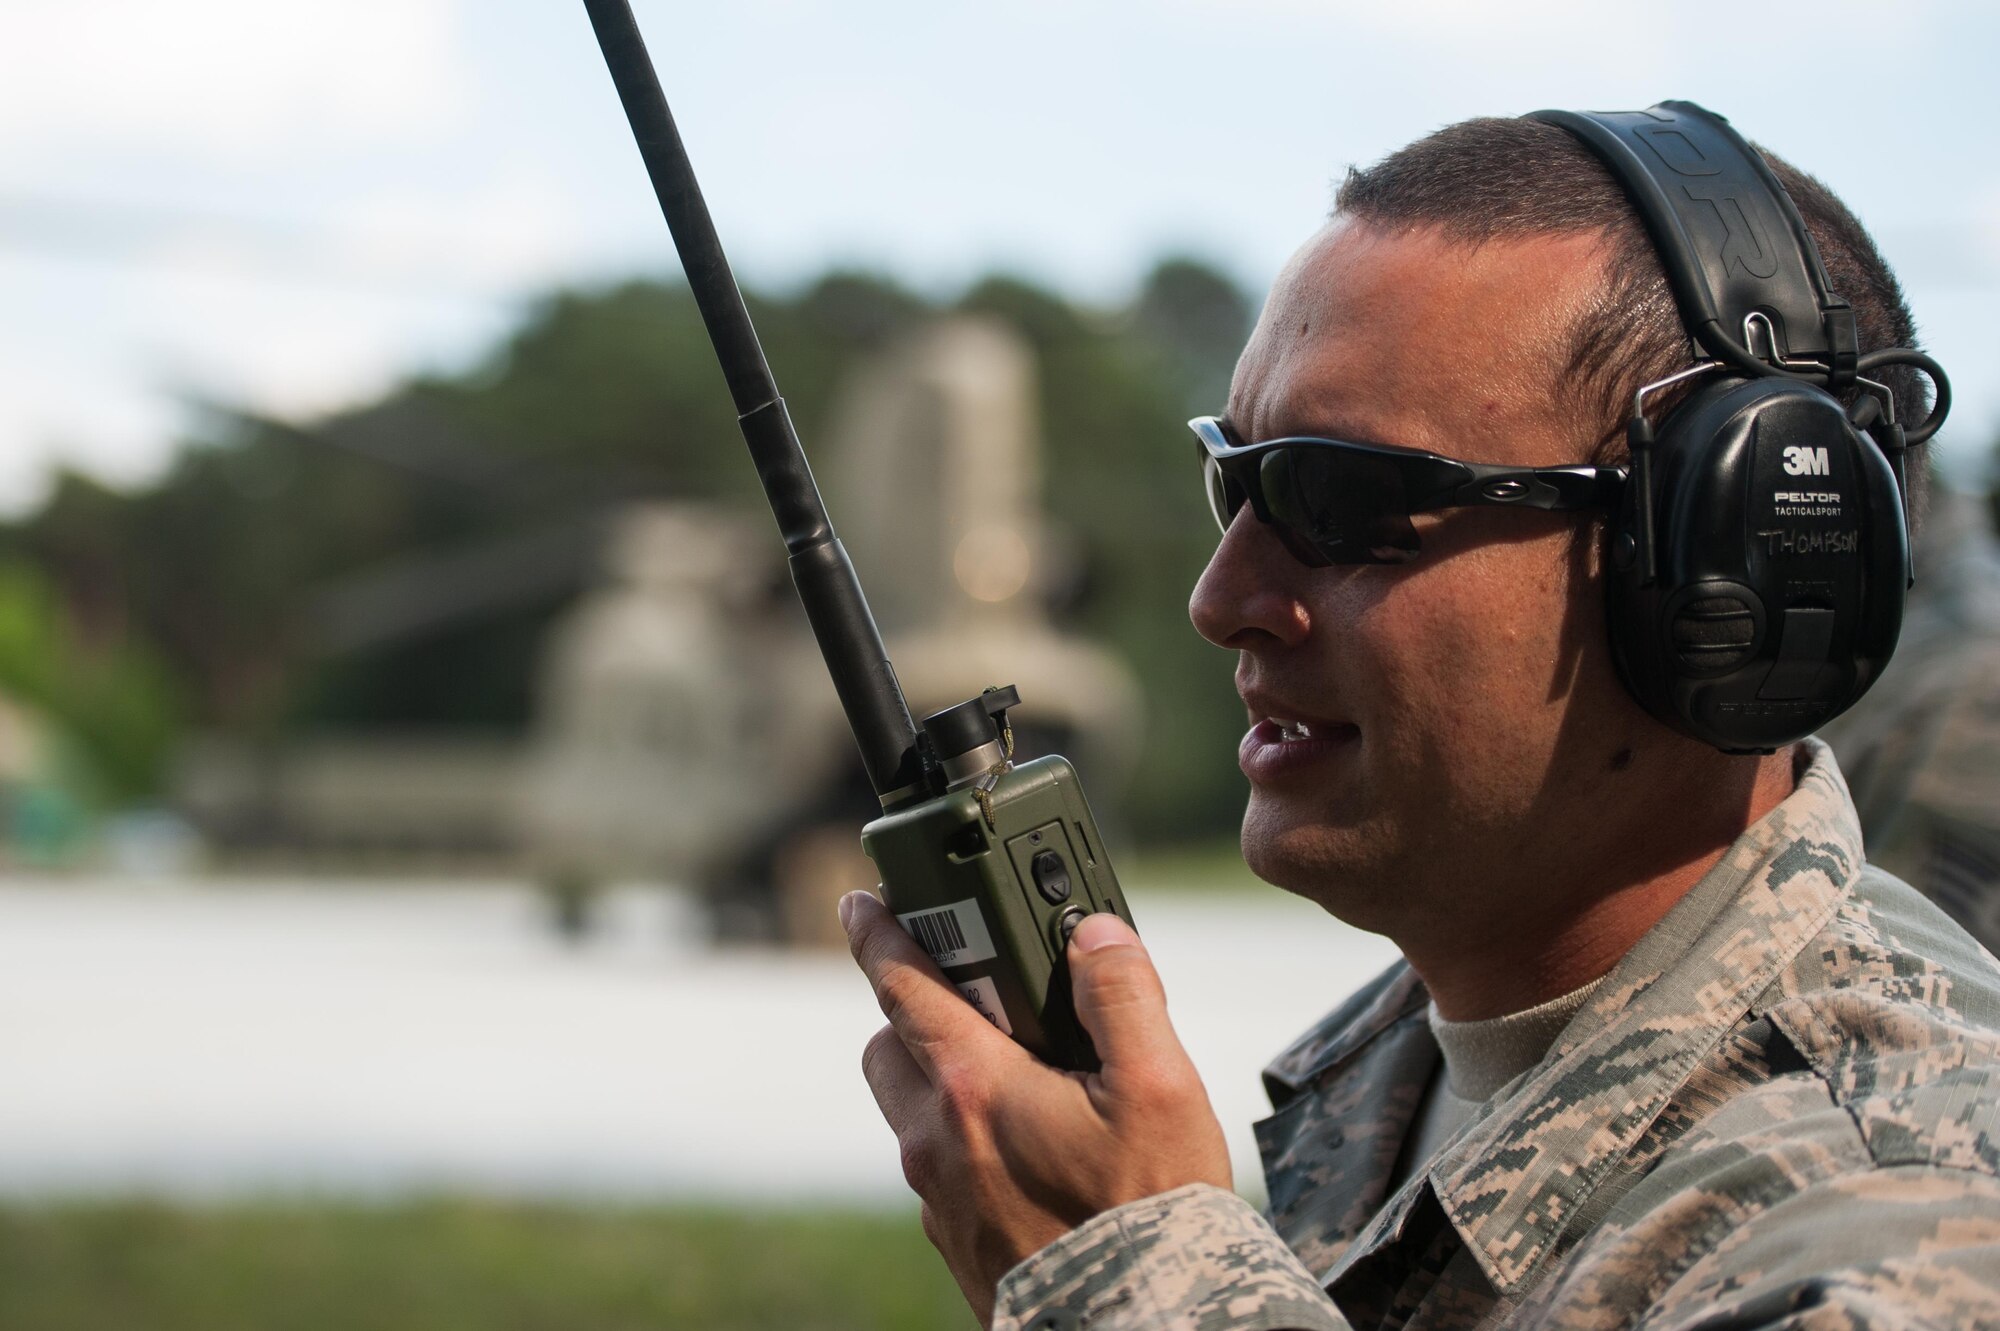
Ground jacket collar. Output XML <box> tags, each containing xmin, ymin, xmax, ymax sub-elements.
<box><xmin>1263</xmin><ymin>956</ymin><xmax>1430</xmax><ymax>1106</ymax></box>
<box><xmin>1255</xmin><ymin>962</ymin><xmax>1435</xmax><ymax>1280</ymax></box>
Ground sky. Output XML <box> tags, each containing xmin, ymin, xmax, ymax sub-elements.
<box><xmin>1</xmin><ymin>0</ymin><xmax>1996</xmax><ymax>512</ymax></box>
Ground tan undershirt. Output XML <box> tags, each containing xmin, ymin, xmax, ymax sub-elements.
<box><xmin>1391</xmin><ymin>975</ymin><xmax>1608</xmax><ymax>1189</ymax></box>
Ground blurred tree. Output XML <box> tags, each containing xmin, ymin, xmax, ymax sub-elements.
<box><xmin>1132</xmin><ymin>256</ymin><xmax>1256</xmax><ymax>415</ymax></box>
<box><xmin>1988</xmin><ymin>424</ymin><xmax>2000</xmax><ymax>535</ymax></box>
<box><xmin>0</xmin><ymin>560</ymin><xmax>180</xmax><ymax>805</ymax></box>
<box><xmin>0</xmin><ymin>261</ymin><xmax>1257</xmax><ymax>839</ymax></box>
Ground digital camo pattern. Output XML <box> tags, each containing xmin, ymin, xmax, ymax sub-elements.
<box><xmin>990</xmin><ymin>1184</ymin><xmax>1346</xmax><ymax>1331</ymax></box>
<box><xmin>991</xmin><ymin>741</ymin><xmax>2000</xmax><ymax>1329</ymax></box>
<box><xmin>1819</xmin><ymin>487</ymin><xmax>2000</xmax><ymax>955</ymax></box>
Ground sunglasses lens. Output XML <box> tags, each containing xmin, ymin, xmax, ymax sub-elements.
<box><xmin>1259</xmin><ymin>447</ymin><xmax>1421</xmax><ymax>565</ymax></box>
<box><xmin>1201</xmin><ymin>452</ymin><xmax>1243</xmax><ymax>534</ymax></box>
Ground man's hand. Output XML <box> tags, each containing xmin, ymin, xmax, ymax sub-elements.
<box><xmin>841</xmin><ymin>890</ymin><xmax>1232</xmax><ymax>1326</ymax></box>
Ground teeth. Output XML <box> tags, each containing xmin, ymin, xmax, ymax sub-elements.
<box><xmin>1277</xmin><ymin>720</ymin><xmax>1312</xmax><ymax>742</ymax></box>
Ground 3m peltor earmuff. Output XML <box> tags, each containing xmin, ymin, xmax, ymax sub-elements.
<box><xmin>1531</xmin><ymin>101</ymin><xmax>1952</xmax><ymax>754</ymax></box>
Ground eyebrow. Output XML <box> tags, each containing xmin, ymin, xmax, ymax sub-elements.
<box><xmin>1218</xmin><ymin>413</ymin><xmax>1406</xmax><ymax>452</ymax></box>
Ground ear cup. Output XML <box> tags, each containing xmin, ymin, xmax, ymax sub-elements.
<box><xmin>1606</xmin><ymin>376</ymin><xmax>1907</xmax><ymax>752</ymax></box>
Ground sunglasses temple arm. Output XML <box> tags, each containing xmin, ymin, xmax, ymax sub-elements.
<box><xmin>1445</xmin><ymin>465</ymin><xmax>1630</xmax><ymax>511</ymax></box>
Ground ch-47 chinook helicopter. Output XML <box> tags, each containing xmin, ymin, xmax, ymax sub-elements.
<box><xmin>214</xmin><ymin>315</ymin><xmax>1139</xmax><ymax>944</ymax></box>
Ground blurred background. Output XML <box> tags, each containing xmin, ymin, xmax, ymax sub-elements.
<box><xmin>1</xmin><ymin>1</ymin><xmax>1996</xmax><ymax>1327</ymax></box>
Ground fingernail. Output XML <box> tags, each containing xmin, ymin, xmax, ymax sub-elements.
<box><xmin>1070</xmin><ymin>912</ymin><xmax>1138</xmax><ymax>953</ymax></box>
<box><xmin>837</xmin><ymin>892</ymin><xmax>859</xmax><ymax>929</ymax></box>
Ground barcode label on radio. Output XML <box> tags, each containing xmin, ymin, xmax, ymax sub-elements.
<box><xmin>896</xmin><ymin>898</ymin><xmax>997</xmax><ymax>969</ymax></box>
<box><xmin>908</xmin><ymin>907</ymin><xmax>966</xmax><ymax>955</ymax></box>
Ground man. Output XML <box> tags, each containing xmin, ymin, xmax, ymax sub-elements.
<box><xmin>841</xmin><ymin>112</ymin><xmax>2000</xmax><ymax>1329</ymax></box>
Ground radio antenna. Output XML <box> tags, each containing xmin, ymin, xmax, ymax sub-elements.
<box><xmin>583</xmin><ymin>0</ymin><xmax>928</xmax><ymax>807</ymax></box>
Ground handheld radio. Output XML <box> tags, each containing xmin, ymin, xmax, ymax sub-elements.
<box><xmin>582</xmin><ymin>0</ymin><xmax>1133</xmax><ymax>1070</ymax></box>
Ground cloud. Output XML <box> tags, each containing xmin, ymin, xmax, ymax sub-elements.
<box><xmin>133</xmin><ymin>250</ymin><xmax>485</xmax><ymax>407</ymax></box>
<box><xmin>0</xmin><ymin>0</ymin><xmax>470</xmax><ymax>166</ymax></box>
<box><xmin>0</xmin><ymin>237</ymin><xmax>515</xmax><ymax>513</ymax></box>
<box><xmin>325</xmin><ymin>171</ymin><xmax>592</xmax><ymax>294</ymax></box>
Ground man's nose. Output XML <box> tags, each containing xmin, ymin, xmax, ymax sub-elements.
<box><xmin>1189</xmin><ymin>507</ymin><xmax>1312</xmax><ymax>651</ymax></box>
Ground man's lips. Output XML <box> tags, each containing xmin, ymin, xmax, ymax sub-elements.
<box><xmin>1238</xmin><ymin>717</ymin><xmax>1360</xmax><ymax>783</ymax></box>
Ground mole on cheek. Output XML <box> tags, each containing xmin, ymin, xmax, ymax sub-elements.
<box><xmin>1608</xmin><ymin>747</ymin><xmax>1634</xmax><ymax>772</ymax></box>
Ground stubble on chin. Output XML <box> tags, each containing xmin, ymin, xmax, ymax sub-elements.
<box><xmin>1239</xmin><ymin>792</ymin><xmax>1408</xmax><ymax>932</ymax></box>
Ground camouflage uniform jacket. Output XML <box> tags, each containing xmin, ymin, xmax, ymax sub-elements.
<box><xmin>993</xmin><ymin>741</ymin><xmax>2000</xmax><ymax>1330</ymax></box>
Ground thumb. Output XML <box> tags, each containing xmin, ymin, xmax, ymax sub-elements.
<box><xmin>1066</xmin><ymin>914</ymin><xmax>1189</xmax><ymax>1080</ymax></box>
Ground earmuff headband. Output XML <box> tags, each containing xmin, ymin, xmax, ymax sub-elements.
<box><xmin>1529</xmin><ymin>102</ymin><xmax>1858</xmax><ymax>391</ymax></box>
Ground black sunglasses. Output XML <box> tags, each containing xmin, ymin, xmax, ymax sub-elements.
<box><xmin>1191</xmin><ymin>416</ymin><xmax>1626</xmax><ymax>567</ymax></box>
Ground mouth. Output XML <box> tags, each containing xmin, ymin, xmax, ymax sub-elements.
<box><xmin>1237</xmin><ymin>705</ymin><xmax>1360</xmax><ymax>783</ymax></box>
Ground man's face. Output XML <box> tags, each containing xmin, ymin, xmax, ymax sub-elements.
<box><xmin>1190</xmin><ymin>219</ymin><xmax>1673</xmax><ymax>934</ymax></box>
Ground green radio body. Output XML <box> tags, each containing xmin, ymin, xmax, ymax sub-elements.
<box><xmin>863</xmin><ymin>754</ymin><xmax>1133</xmax><ymax>1071</ymax></box>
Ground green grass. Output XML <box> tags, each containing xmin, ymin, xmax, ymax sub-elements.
<box><xmin>0</xmin><ymin>1200</ymin><xmax>976</xmax><ymax>1331</ymax></box>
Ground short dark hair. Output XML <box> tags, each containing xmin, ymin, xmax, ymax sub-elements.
<box><xmin>1332</xmin><ymin>116</ymin><xmax>1929</xmax><ymax>525</ymax></box>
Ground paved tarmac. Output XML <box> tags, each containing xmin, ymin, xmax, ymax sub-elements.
<box><xmin>0</xmin><ymin>877</ymin><xmax>1400</xmax><ymax>1202</ymax></box>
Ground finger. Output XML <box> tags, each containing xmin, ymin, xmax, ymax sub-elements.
<box><xmin>842</xmin><ymin>890</ymin><xmax>1011</xmax><ymax>1079</ymax></box>
<box><xmin>1065</xmin><ymin>913</ymin><xmax>1196</xmax><ymax>1089</ymax></box>
<box><xmin>861</xmin><ymin>1022</ymin><xmax>932</xmax><ymax>1138</ymax></box>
